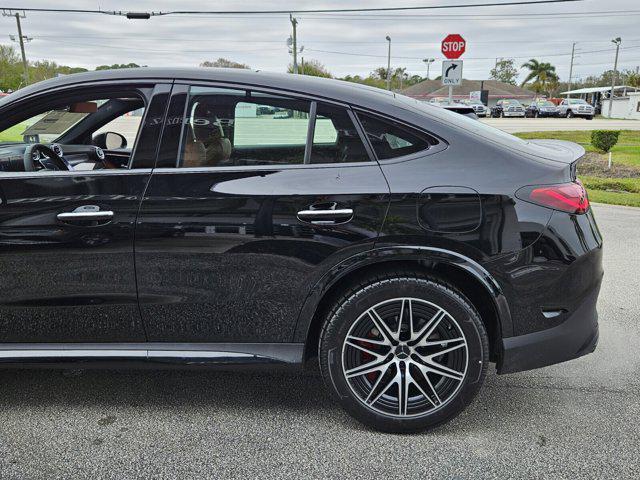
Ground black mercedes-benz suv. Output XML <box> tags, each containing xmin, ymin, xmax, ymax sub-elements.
<box><xmin>0</xmin><ymin>69</ymin><xmax>603</xmax><ymax>433</ymax></box>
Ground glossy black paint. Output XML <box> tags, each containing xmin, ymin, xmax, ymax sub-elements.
<box><xmin>0</xmin><ymin>83</ymin><xmax>170</xmax><ymax>342</ymax></box>
<box><xmin>0</xmin><ymin>68</ymin><xmax>603</xmax><ymax>374</ymax></box>
<box><xmin>135</xmin><ymin>166</ymin><xmax>388</xmax><ymax>342</ymax></box>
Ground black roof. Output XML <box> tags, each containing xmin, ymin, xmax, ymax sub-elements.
<box><xmin>0</xmin><ymin>67</ymin><xmax>396</xmax><ymax>110</ymax></box>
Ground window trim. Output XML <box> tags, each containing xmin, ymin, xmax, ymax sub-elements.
<box><xmin>165</xmin><ymin>81</ymin><xmax>378</xmax><ymax>171</ymax></box>
<box><xmin>303</xmin><ymin>101</ymin><xmax>317</xmax><ymax>164</ymax></box>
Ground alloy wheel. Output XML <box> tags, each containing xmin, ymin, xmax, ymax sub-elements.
<box><xmin>341</xmin><ymin>297</ymin><xmax>468</xmax><ymax>418</ymax></box>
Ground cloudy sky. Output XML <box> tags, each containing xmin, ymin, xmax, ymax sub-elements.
<box><xmin>1</xmin><ymin>0</ymin><xmax>639</xmax><ymax>82</ymax></box>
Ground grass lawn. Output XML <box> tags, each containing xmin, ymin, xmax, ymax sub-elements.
<box><xmin>581</xmin><ymin>176</ymin><xmax>640</xmax><ymax>208</ymax></box>
<box><xmin>514</xmin><ymin>130</ymin><xmax>640</xmax><ymax>207</ymax></box>
<box><xmin>515</xmin><ymin>130</ymin><xmax>640</xmax><ymax>167</ymax></box>
<box><xmin>0</xmin><ymin>123</ymin><xmax>27</xmax><ymax>143</ymax></box>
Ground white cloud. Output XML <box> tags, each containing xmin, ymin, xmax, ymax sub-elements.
<box><xmin>2</xmin><ymin>0</ymin><xmax>639</xmax><ymax>81</ymax></box>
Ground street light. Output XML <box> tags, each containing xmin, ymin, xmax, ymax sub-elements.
<box><xmin>385</xmin><ymin>35</ymin><xmax>391</xmax><ymax>90</ymax></box>
<box><xmin>423</xmin><ymin>58</ymin><xmax>435</xmax><ymax>80</ymax></box>
<box><xmin>608</xmin><ymin>37</ymin><xmax>622</xmax><ymax>118</ymax></box>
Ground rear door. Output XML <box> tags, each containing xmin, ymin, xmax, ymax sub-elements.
<box><xmin>135</xmin><ymin>83</ymin><xmax>390</xmax><ymax>342</ymax></box>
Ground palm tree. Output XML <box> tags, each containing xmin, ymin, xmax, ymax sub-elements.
<box><xmin>520</xmin><ymin>59</ymin><xmax>559</xmax><ymax>95</ymax></box>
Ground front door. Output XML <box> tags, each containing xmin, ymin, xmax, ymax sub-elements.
<box><xmin>0</xmin><ymin>83</ymin><xmax>170</xmax><ymax>343</ymax></box>
<box><xmin>135</xmin><ymin>84</ymin><xmax>390</xmax><ymax>343</ymax></box>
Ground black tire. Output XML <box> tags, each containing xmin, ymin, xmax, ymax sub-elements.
<box><xmin>500</xmin><ymin>111</ymin><xmax>505</xmax><ymax>118</ymax></box>
<box><xmin>534</xmin><ymin>111</ymin><xmax>539</xmax><ymax>118</ymax></box>
<box><xmin>567</xmin><ymin>110</ymin><xmax>574</xmax><ymax>118</ymax></box>
<box><xmin>586</xmin><ymin>115</ymin><xmax>593</xmax><ymax>120</ymax></box>
<box><xmin>318</xmin><ymin>272</ymin><xmax>489</xmax><ymax>433</ymax></box>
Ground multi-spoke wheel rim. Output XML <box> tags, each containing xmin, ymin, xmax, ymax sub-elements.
<box><xmin>341</xmin><ymin>297</ymin><xmax>468</xmax><ymax>418</ymax></box>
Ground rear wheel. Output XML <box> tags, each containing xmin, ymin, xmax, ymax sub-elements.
<box><xmin>319</xmin><ymin>273</ymin><xmax>489</xmax><ymax>433</ymax></box>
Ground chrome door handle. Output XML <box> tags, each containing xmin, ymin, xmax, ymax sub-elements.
<box><xmin>57</xmin><ymin>205</ymin><xmax>114</xmax><ymax>224</ymax></box>
<box><xmin>297</xmin><ymin>208</ymin><xmax>354</xmax><ymax>224</ymax></box>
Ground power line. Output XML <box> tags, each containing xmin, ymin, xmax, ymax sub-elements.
<box><xmin>0</xmin><ymin>1</ymin><xmax>583</xmax><ymax>17</ymax></box>
<box><xmin>305</xmin><ymin>45</ymin><xmax>640</xmax><ymax>61</ymax></box>
<box><xmin>297</xmin><ymin>9</ymin><xmax>640</xmax><ymax>19</ymax></box>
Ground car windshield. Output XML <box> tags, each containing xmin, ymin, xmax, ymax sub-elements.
<box><xmin>503</xmin><ymin>100</ymin><xmax>521</xmax><ymax>106</ymax></box>
<box><xmin>539</xmin><ymin>101</ymin><xmax>555</xmax><ymax>107</ymax></box>
<box><xmin>569</xmin><ymin>99</ymin><xmax>588</xmax><ymax>104</ymax></box>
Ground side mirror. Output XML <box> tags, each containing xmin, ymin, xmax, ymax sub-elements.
<box><xmin>93</xmin><ymin>131</ymin><xmax>127</xmax><ymax>150</ymax></box>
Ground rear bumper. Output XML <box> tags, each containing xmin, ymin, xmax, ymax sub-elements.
<box><xmin>498</xmin><ymin>262</ymin><xmax>602</xmax><ymax>374</ymax></box>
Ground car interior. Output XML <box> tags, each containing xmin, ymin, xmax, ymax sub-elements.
<box><xmin>0</xmin><ymin>89</ymin><xmax>147</xmax><ymax>173</ymax></box>
<box><xmin>178</xmin><ymin>91</ymin><xmax>371</xmax><ymax>168</ymax></box>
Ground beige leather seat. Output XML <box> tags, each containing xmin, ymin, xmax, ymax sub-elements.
<box><xmin>182</xmin><ymin>104</ymin><xmax>232</xmax><ymax>168</ymax></box>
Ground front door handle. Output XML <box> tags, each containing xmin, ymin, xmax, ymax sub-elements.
<box><xmin>57</xmin><ymin>205</ymin><xmax>114</xmax><ymax>224</ymax></box>
<box><xmin>297</xmin><ymin>208</ymin><xmax>354</xmax><ymax>225</ymax></box>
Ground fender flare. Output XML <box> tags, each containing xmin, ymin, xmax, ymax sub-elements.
<box><xmin>292</xmin><ymin>245</ymin><xmax>513</xmax><ymax>344</ymax></box>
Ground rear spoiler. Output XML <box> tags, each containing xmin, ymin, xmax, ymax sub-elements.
<box><xmin>525</xmin><ymin>139</ymin><xmax>585</xmax><ymax>179</ymax></box>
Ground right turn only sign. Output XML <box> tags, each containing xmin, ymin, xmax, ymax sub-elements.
<box><xmin>442</xmin><ymin>60</ymin><xmax>463</xmax><ymax>86</ymax></box>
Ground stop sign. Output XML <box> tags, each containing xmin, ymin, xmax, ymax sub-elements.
<box><xmin>441</xmin><ymin>34</ymin><xmax>466</xmax><ymax>59</ymax></box>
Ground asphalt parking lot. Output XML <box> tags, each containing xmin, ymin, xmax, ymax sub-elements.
<box><xmin>0</xmin><ymin>203</ymin><xmax>638</xmax><ymax>480</ymax></box>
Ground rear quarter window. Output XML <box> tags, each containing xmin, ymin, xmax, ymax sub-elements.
<box><xmin>357</xmin><ymin>112</ymin><xmax>435</xmax><ymax>160</ymax></box>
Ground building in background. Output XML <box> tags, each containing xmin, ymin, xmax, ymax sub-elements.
<box><xmin>560</xmin><ymin>85</ymin><xmax>640</xmax><ymax>119</ymax></box>
<box><xmin>402</xmin><ymin>79</ymin><xmax>536</xmax><ymax>107</ymax></box>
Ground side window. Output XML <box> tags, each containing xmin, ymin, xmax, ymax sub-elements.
<box><xmin>94</xmin><ymin>107</ymin><xmax>145</xmax><ymax>148</ymax></box>
<box><xmin>177</xmin><ymin>86</ymin><xmax>372</xmax><ymax>168</ymax></box>
<box><xmin>0</xmin><ymin>91</ymin><xmax>149</xmax><ymax>173</ymax></box>
<box><xmin>179</xmin><ymin>86</ymin><xmax>310</xmax><ymax>168</ymax></box>
<box><xmin>310</xmin><ymin>103</ymin><xmax>370</xmax><ymax>164</ymax></box>
<box><xmin>357</xmin><ymin>112</ymin><xmax>432</xmax><ymax>160</ymax></box>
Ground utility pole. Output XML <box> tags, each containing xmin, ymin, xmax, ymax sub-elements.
<box><xmin>3</xmin><ymin>10</ymin><xmax>29</xmax><ymax>85</ymax></box>
<box><xmin>608</xmin><ymin>37</ymin><xmax>622</xmax><ymax>118</ymax></box>
<box><xmin>385</xmin><ymin>35</ymin><xmax>391</xmax><ymax>90</ymax></box>
<box><xmin>567</xmin><ymin>42</ymin><xmax>576</xmax><ymax>98</ymax></box>
<box><xmin>290</xmin><ymin>14</ymin><xmax>298</xmax><ymax>74</ymax></box>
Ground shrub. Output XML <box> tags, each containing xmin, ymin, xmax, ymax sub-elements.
<box><xmin>591</xmin><ymin>130</ymin><xmax>621</xmax><ymax>153</ymax></box>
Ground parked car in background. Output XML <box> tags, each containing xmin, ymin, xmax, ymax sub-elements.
<box><xmin>491</xmin><ymin>99</ymin><xmax>525</xmax><ymax>118</ymax></box>
<box><xmin>525</xmin><ymin>99</ymin><xmax>560</xmax><ymax>118</ymax></box>
<box><xmin>462</xmin><ymin>99</ymin><xmax>488</xmax><ymax>117</ymax></box>
<box><xmin>0</xmin><ymin>68</ymin><xmax>603</xmax><ymax>433</ymax></box>
<box><xmin>558</xmin><ymin>98</ymin><xmax>595</xmax><ymax>119</ymax></box>
<box><xmin>428</xmin><ymin>98</ymin><xmax>478</xmax><ymax>119</ymax></box>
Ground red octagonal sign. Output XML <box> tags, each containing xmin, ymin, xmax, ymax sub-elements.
<box><xmin>441</xmin><ymin>34</ymin><xmax>466</xmax><ymax>59</ymax></box>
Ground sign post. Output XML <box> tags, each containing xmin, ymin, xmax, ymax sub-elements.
<box><xmin>441</xmin><ymin>34</ymin><xmax>466</xmax><ymax>104</ymax></box>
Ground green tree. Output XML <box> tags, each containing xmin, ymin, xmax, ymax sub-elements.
<box><xmin>520</xmin><ymin>59</ymin><xmax>559</xmax><ymax>94</ymax></box>
<box><xmin>341</xmin><ymin>67</ymin><xmax>424</xmax><ymax>91</ymax></box>
<box><xmin>200</xmin><ymin>58</ymin><xmax>250</xmax><ymax>69</ymax></box>
<box><xmin>0</xmin><ymin>44</ymin><xmax>23</xmax><ymax>91</ymax></box>
<box><xmin>490</xmin><ymin>58</ymin><xmax>518</xmax><ymax>85</ymax></box>
<box><xmin>623</xmin><ymin>69</ymin><xmax>640</xmax><ymax>88</ymax></box>
<box><xmin>289</xmin><ymin>59</ymin><xmax>332</xmax><ymax>78</ymax></box>
<box><xmin>95</xmin><ymin>63</ymin><xmax>142</xmax><ymax>70</ymax></box>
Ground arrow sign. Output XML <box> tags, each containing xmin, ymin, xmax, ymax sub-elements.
<box><xmin>442</xmin><ymin>60</ymin><xmax>463</xmax><ymax>86</ymax></box>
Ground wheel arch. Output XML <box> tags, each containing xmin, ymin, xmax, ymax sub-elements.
<box><xmin>294</xmin><ymin>246</ymin><xmax>512</xmax><ymax>366</ymax></box>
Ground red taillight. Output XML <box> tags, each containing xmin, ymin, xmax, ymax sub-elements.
<box><xmin>525</xmin><ymin>181</ymin><xmax>590</xmax><ymax>214</ymax></box>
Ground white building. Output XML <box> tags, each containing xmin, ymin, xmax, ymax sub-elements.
<box><xmin>560</xmin><ymin>85</ymin><xmax>640</xmax><ymax>119</ymax></box>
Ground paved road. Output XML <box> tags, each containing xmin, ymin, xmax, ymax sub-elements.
<box><xmin>0</xmin><ymin>204</ymin><xmax>638</xmax><ymax>480</ymax></box>
<box><xmin>481</xmin><ymin>117</ymin><xmax>640</xmax><ymax>133</ymax></box>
